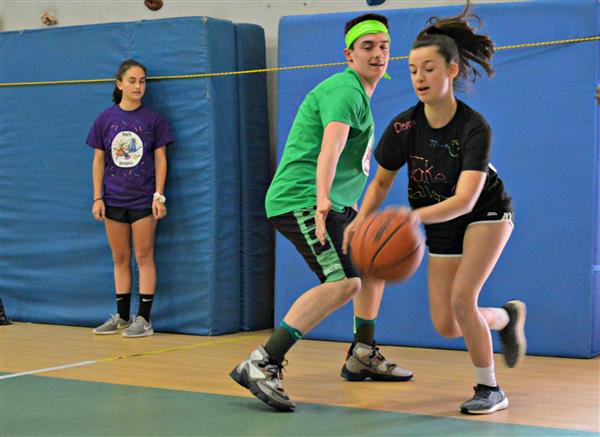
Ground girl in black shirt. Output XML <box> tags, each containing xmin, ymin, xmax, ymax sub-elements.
<box><xmin>343</xmin><ymin>1</ymin><xmax>526</xmax><ymax>415</ymax></box>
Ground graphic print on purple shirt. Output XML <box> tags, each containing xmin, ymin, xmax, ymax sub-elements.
<box><xmin>112</xmin><ymin>131</ymin><xmax>143</xmax><ymax>168</ymax></box>
<box><xmin>86</xmin><ymin>105</ymin><xmax>172</xmax><ymax>209</ymax></box>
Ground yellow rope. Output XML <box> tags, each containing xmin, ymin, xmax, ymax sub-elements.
<box><xmin>1</xmin><ymin>35</ymin><xmax>597</xmax><ymax>88</ymax></box>
<box><xmin>495</xmin><ymin>35</ymin><xmax>600</xmax><ymax>51</ymax></box>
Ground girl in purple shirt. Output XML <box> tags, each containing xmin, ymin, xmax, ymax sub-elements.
<box><xmin>86</xmin><ymin>59</ymin><xmax>172</xmax><ymax>338</ymax></box>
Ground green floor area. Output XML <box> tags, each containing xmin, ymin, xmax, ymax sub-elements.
<box><xmin>1</xmin><ymin>375</ymin><xmax>594</xmax><ymax>436</ymax></box>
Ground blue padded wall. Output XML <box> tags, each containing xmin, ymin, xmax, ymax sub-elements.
<box><xmin>275</xmin><ymin>1</ymin><xmax>599</xmax><ymax>357</ymax></box>
<box><xmin>0</xmin><ymin>17</ymin><xmax>242</xmax><ymax>335</ymax></box>
<box><xmin>235</xmin><ymin>24</ymin><xmax>275</xmax><ymax>331</ymax></box>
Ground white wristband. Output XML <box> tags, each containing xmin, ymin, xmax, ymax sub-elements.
<box><xmin>153</xmin><ymin>192</ymin><xmax>166</xmax><ymax>203</ymax></box>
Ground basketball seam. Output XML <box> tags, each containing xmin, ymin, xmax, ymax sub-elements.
<box><xmin>368</xmin><ymin>213</ymin><xmax>411</xmax><ymax>273</ymax></box>
<box><xmin>371</xmin><ymin>239</ymin><xmax>424</xmax><ymax>273</ymax></box>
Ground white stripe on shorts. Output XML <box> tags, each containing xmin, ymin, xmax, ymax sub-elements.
<box><xmin>428</xmin><ymin>252</ymin><xmax>463</xmax><ymax>258</ymax></box>
<box><xmin>428</xmin><ymin>212</ymin><xmax>513</xmax><ymax>257</ymax></box>
<box><xmin>467</xmin><ymin>212</ymin><xmax>514</xmax><ymax>228</ymax></box>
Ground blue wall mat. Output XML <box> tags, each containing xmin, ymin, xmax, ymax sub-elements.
<box><xmin>275</xmin><ymin>1</ymin><xmax>599</xmax><ymax>357</ymax></box>
<box><xmin>235</xmin><ymin>24</ymin><xmax>275</xmax><ymax>331</ymax></box>
<box><xmin>0</xmin><ymin>17</ymin><xmax>241</xmax><ymax>335</ymax></box>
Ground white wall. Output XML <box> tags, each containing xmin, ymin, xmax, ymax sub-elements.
<box><xmin>1</xmin><ymin>0</ymin><xmax>521</xmax><ymax>147</ymax></box>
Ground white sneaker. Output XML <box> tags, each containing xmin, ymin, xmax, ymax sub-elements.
<box><xmin>122</xmin><ymin>315</ymin><xmax>153</xmax><ymax>338</ymax></box>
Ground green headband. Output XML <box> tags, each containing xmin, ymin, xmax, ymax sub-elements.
<box><xmin>345</xmin><ymin>19</ymin><xmax>390</xmax><ymax>49</ymax></box>
<box><xmin>345</xmin><ymin>20</ymin><xmax>391</xmax><ymax>79</ymax></box>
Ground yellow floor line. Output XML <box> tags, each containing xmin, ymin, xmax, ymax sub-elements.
<box><xmin>1</xmin><ymin>335</ymin><xmax>258</xmax><ymax>379</ymax></box>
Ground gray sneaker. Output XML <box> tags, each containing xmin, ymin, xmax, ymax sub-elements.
<box><xmin>229</xmin><ymin>346</ymin><xmax>295</xmax><ymax>412</ymax></box>
<box><xmin>122</xmin><ymin>315</ymin><xmax>153</xmax><ymax>338</ymax></box>
<box><xmin>341</xmin><ymin>342</ymin><xmax>414</xmax><ymax>381</ymax></box>
<box><xmin>499</xmin><ymin>300</ymin><xmax>527</xmax><ymax>368</ymax></box>
<box><xmin>460</xmin><ymin>385</ymin><xmax>509</xmax><ymax>414</ymax></box>
<box><xmin>93</xmin><ymin>314</ymin><xmax>130</xmax><ymax>335</ymax></box>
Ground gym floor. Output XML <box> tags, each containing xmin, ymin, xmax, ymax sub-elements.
<box><xmin>1</xmin><ymin>323</ymin><xmax>598</xmax><ymax>436</ymax></box>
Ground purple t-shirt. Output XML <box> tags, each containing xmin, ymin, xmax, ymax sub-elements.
<box><xmin>86</xmin><ymin>104</ymin><xmax>173</xmax><ymax>209</ymax></box>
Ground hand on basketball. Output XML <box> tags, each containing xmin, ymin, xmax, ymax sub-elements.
<box><xmin>315</xmin><ymin>198</ymin><xmax>332</xmax><ymax>246</ymax></box>
<box><xmin>349</xmin><ymin>207</ymin><xmax>425</xmax><ymax>282</ymax></box>
<box><xmin>92</xmin><ymin>199</ymin><xmax>105</xmax><ymax>221</ymax></box>
<box><xmin>390</xmin><ymin>206</ymin><xmax>421</xmax><ymax>227</ymax></box>
<box><xmin>408</xmin><ymin>208</ymin><xmax>422</xmax><ymax>227</ymax></box>
<box><xmin>153</xmin><ymin>200</ymin><xmax>167</xmax><ymax>220</ymax></box>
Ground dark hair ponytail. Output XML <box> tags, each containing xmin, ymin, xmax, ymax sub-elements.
<box><xmin>112</xmin><ymin>59</ymin><xmax>148</xmax><ymax>104</ymax></box>
<box><xmin>413</xmin><ymin>0</ymin><xmax>494</xmax><ymax>84</ymax></box>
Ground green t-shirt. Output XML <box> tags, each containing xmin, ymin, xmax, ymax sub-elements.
<box><xmin>265</xmin><ymin>68</ymin><xmax>374</xmax><ymax>218</ymax></box>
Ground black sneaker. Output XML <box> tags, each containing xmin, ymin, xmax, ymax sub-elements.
<box><xmin>499</xmin><ymin>300</ymin><xmax>527</xmax><ymax>368</ymax></box>
<box><xmin>229</xmin><ymin>346</ymin><xmax>296</xmax><ymax>412</ymax></box>
<box><xmin>460</xmin><ymin>384</ymin><xmax>509</xmax><ymax>414</ymax></box>
<box><xmin>341</xmin><ymin>342</ymin><xmax>413</xmax><ymax>381</ymax></box>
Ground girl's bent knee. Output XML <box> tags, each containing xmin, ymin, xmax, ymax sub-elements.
<box><xmin>434</xmin><ymin>323</ymin><xmax>461</xmax><ymax>338</ymax></box>
<box><xmin>450</xmin><ymin>297</ymin><xmax>477</xmax><ymax>320</ymax></box>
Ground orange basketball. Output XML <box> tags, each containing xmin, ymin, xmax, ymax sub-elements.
<box><xmin>350</xmin><ymin>208</ymin><xmax>424</xmax><ymax>282</ymax></box>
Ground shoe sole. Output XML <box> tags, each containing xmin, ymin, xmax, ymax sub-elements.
<box><xmin>507</xmin><ymin>300</ymin><xmax>527</xmax><ymax>368</ymax></box>
<box><xmin>93</xmin><ymin>329</ymin><xmax>118</xmax><ymax>335</ymax></box>
<box><xmin>93</xmin><ymin>324</ymin><xmax>130</xmax><ymax>335</ymax></box>
<box><xmin>248</xmin><ymin>381</ymin><xmax>295</xmax><ymax>412</ymax></box>
<box><xmin>122</xmin><ymin>329</ymin><xmax>154</xmax><ymax>338</ymax></box>
<box><xmin>341</xmin><ymin>365</ymin><xmax>414</xmax><ymax>382</ymax></box>
<box><xmin>229</xmin><ymin>366</ymin><xmax>295</xmax><ymax>412</ymax></box>
<box><xmin>460</xmin><ymin>397</ymin><xmax>509</xmax><ymax>414</ymax></box>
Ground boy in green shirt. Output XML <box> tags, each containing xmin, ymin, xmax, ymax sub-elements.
<box><xmin>230</xmin><ymin>13</ymin><xmax>413</xmax><ymax>412</ymax></box>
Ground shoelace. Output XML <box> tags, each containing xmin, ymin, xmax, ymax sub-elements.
<box><xmin>369</xmin><ymin>344</ymin><xmax>398</xmax><ymax>370</ymax></box>
<box><xmin>369</xmin><ymin>344</ymin><xmax>384</xmax><ymax>361</ymax></box>
<box><xmin>259</xmin><ymin>360</ymin><xmax>288</xmax><ymax>392</ymax></box>
<box><xmin>260</xmin><ymin>359</ymin><xmax>287</xmax><ymax>381</ymax></box>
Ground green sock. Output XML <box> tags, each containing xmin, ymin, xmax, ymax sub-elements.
<box><xmin>354</xmin><ymin>316</ymin><xmax>376</xmax><ymax>345</ymax></box>
<box><xmin>264</xmin><ymin>321</ymin><xmax>303</xmax><ymax>364</ymax></box>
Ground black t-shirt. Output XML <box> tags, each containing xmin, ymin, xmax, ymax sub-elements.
<box><xmin>374</xmin><ymin>100</ymin><xmax>512</xmax><ymax>222</ymax></box>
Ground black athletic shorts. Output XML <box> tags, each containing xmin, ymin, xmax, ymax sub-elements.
<box><xmin>269</xmin><ymin>206</ymin><xmax>359</xmax><ymax>283</ymax></box>
<box><xmin>425</xmin><ymin>203</ymin><xmax>514</xmax><ymax>257</ymax></box>
<box><xmin>105</xmin><ymin>206</ymin><xmax>153</xmax><ymax>224</ymax></box>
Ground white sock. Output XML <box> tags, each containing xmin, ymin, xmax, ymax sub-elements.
<box><xmin>487</xmin><ymin>307</ymin><xmax>510</xmax><ymax>331</ymax></box>
<box><xmin>475</xmin><ymin>364</ymin><xmax>497</xmax><ymax>387</ymax></box>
